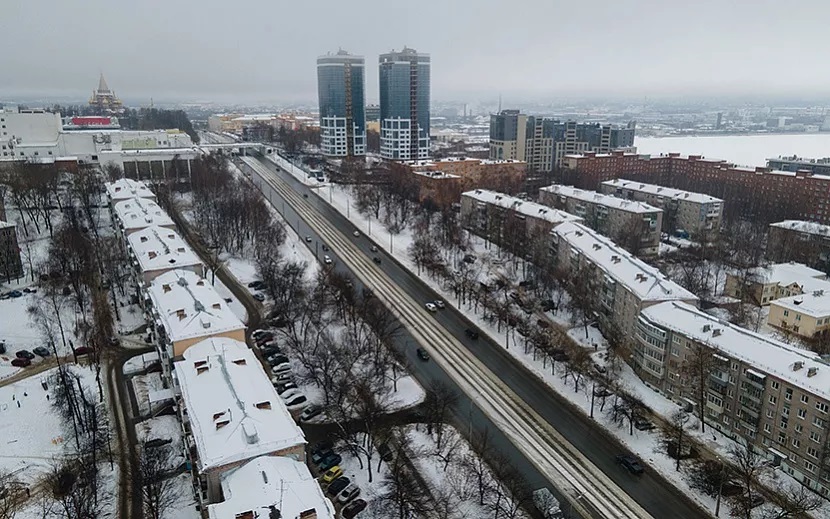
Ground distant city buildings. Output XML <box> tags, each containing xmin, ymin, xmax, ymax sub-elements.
<box><xmin>600</xmin><ymin>179</ymin><xmax>723</xmax><ymax>238</ymax></box>
<box><xmin>403</xmin><ymin>157</ymin><xmax>526</xmax><ymax>208</ymax></box>
<box><xmin>365</xmin><ymin>104</ymin><xmax>380</xmax><ymax>122</ymax></box>
<box><xmin>538</xmin><ymin>184</ymin><xmax>662</xmax><ymax>256</ymax></box>
<box><xmin>379</xmin><ymin>47</ymin><xmax>430</xmax><ymax>160</ymax></box>
<box><xmin>207</xmin><ymin>113</ymin><xmax>317</xmax><ymax>136</ymax></box>
<box><xmin>317</xmin><ymin>50</ymin><xmax>366</xmax><ymax>157</ymax></box>
<box><xmin>488</xmin><ymin>110</ymin><xmax>635</xmax><ymax>172</ymax></box>
<box><xmin>88</xmin><ymin>73</ymin><xmax>124</xmax><ymax>114</ymax></box>
<box><xmin>767</xmin><ymin>156</ymin><xmax>830</xmax><ymax>177</ymax></box>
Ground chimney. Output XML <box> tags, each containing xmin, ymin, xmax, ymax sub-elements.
<box><xmin>808</xmin><ymin>367</ymin><xmax>818</xmax><ymax>377</ymax></box>
<box><xmin>792</xmin><ymin>361</ymin><xmax>805</xmax><ymax>371</ymax></box>
<box><xmin>242</xmin><ymin>422</ymin><xmax>259</xmax><ymax>445</ymax></box>
<box><xmin>703</xmin><ymin>324</ymin><xmax>711</xmax><ymax>332</ymax></box>
<box><xmin>176</xmin><ymin>309</ymin><xmax>185</xmax><ymax>320</ymax></box>
<box><xmin>299</xmin><ymin>510</ymin><xmax>318</xmax><ymax>519</ymax></box>
<box><xmin>712</xmin><ymin>329</ymin><xmax>722</xmax><ymax>337</ymax></box>
<box><xmin>162</xmin><ymin>283</ymin><xmax>171</xmax><ymax>293</ymax></box>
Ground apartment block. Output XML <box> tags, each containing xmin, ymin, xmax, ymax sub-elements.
<box><xmin>173</xmin><ymin>338</ymin><xmax>306</xmax><ymax>505</ymax></box>
<box><xmin>112</xmin><ymin>196</ymin><xmax>175</xmax><ymax>238</ymax></box>
<box><xmin>550</xmin><ymin>222</ymin><xmax>697</xmax><ymax>342</ymax></box>
<box><xmin>104</xmin><ymin>178</ymin><xmax>156</xmax><ymax>205</ymax></box>
<box><xmin>638</xmin><ymin>301</ymin><xmax>830</xmax><ymax>495</ymax></box>
<box><xmin>769</xmin><ymin>291</ymin><xmax>830</xmax><ymax>339</ymax></box>
<box><xmin>600</xmin><ymin>179</ymin><xmax>723</xmax><ymax>238</ymax></box>
<box><xmin>768</xmin><ymin>220</ymin><xmax>830</xmax><ymax>272</ymax></box>
<box><xmin>460</xmin><ymin>190</ymin><xmax>582</xmax><ymax>252</ymax></box>
<box><xmin>767</xmin><ymin>156</ymin><xmax>830</xmax><ymax>176</ymax></box>
<box><xmin>0</xmin><ymin>221</ymin><xmax>23</xmax><ymax>283</ymax></box>
<box><xmin>724</xmin><ymin>262</ymin><xmax>830</xmax><ymax>306</ymax></box>
<box><xmin>538</xmin><ymin>184</ymin><xmax>662</xmax><ymax>256</ymax></box>
<box><xmin>564</xmin><ymin>151</ymin><xmax>830</xmax><ymax>225</ymax></box>
<box><xmin>126</xmin><ymin>226</ymin><xmax>204</xmax><ymax>286</ymax></box>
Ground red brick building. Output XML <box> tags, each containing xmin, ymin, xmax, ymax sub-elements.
<box><xmin>563</xmin><ymin>151</ymin><xmax>830</xmax><ymax>224</ymax></box>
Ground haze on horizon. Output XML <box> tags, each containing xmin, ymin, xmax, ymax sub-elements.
<box><xmin>2</xmin><ymin>0</ymin><xmax>828</xmax><ymax>105</ymax></box>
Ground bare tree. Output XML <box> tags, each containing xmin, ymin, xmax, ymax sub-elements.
<box><xmin>662</xmin><ymin>410</ymin><xmax>692</xmax><ymax>471</ymax></box>
<box><xmin>680</xmin><ymin>340</ymin><xmax>717</xmax><ymax>433</ymax></box>
<box><xmin>0</xmin><ymin>470</ymin><xmax>24</xmax><ymax>519</ymax></box>
<box><xmin>422</xmin><ymin>381</ymin><xmax>459</xmax><ymax>449</ymax></box>
<box><xmin>377</xmin><ymin>433</ymin><xmax>434</xmax><ymax>519</ymax></box>
<box><xmin>134</xmin><ymin>445</ymin><xmax>180</xmax><ymax>519</ymax></box>
<box><xmin>727</xmin><ymin>442</ymin><xmax>768</xmax><ymax>519</ymax></box>
<box><xmin>761</xmin><ymin>483</ymin><xmax>823</xmax><ymax>519</ymax></box>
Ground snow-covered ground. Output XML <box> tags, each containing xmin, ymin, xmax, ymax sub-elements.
<box><xmin>132</xmin><ymin>371</ymin><xmax>165</xmax><ymax>416</ymax></box>
<box><xmin>333</xmin><ymin>432</ymin><xmax>389</xmax><ymax>517</ymax></box>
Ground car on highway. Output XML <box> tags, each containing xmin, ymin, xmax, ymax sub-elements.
<box><xmin>15</xmin><ymin>350</ymin><xmax>35</xmax><ymax>360</ymax></box>
<box><xmin>326</xmin><ymin>475</ymin><xmax>350</xmax><ymax>496</ymax></box>
<box><xmin>464</xmin><ymin>329</ymin><xmax>479</xmax><ymax>340</ymax></box>
<box><xmin>433</xmin><ymin>300</ymin><xmax>445</xmax><ymax>309</ymax></box>
<box><xmin>322</xmin><ymin>244</ymin><xmax>330</xmax><ymax>252</ymax></box>
<box><xmin>370</xmin><ymin>245</ymin><xmax>378</xmax><ymax>252</ymax></box>
<box><xmin>353</xmin><ymin>231</ymin><xmax>360</xmax><ymax>237</ymax></box>
<box><xmin>337</xmin><ymin>483</ymin><xmax>361</xmax><ymax>504</ymax></box>
<box><xmin>300</xmin><ymin>404</ymin><xmax>324</xmax><ymax>422</ymax></box>
<box><xmin>318</xmin><ymin>453</ymin><xmax>342</xmax><ymax>472</ymax></box>
<box><xmin>324</xmin><ymin>255</ymin><xmax>333</xmax><ymax>265</ymax></box>
<box><xmin>416</xmin><ymin>348</ymin><xmax>430</xmax><ymax>361</ymax></box>
<box><xmin>424</xmin><ymin>302</ymin><xmax>437</xmax><ymax>312</ymax></box>
<box><xmin>11</xmin><ymin>357</ymin><xmax>31</xmax><ymax>368</ymax></box>
<box><xmin>305</xmin><ymin>235</ymin><xmax>312</xmax><ymax>243</ymax></box>
<box><xmin>372</xmin><ymin>256</ymin><xmax>381</xmax><ymax>264</ymax></box>
<box><xmin>615</xmin><ymin>454</ymin><xmax>644</xmax><ymax>475</ymax></box>
<box><xmin>252</xmin><ymin>293</ymin><xmax>266</xmax><ymax>302</ymax></box>
<box><xmin>321</xmin><ymin>466</ymin><xmax>343</xmax><ymax>484</ymax></box>
<box><xmin>341</xmin><ymin>498</ymin><xmax>367</xmax><ymax>518</ymax></box>
<box><xmin>33</xmin><ymin>347</ymin><xmax>51</xmax><ymax>357</ymax></box>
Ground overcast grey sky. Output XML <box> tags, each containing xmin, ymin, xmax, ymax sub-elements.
<box><xmin>2</xmin><ymin>0</ymin><xmax>828</xmax><ymax>104</ymax></box>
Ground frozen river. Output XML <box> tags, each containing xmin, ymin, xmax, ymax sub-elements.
<box><xmin>635</xmin><ymin>134</ymin><xmax>830</xmax><ymax>168</ymax></box>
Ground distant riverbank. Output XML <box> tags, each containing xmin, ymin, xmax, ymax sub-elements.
<box><xmin>635</xmin><ymin>134</ymin><xmax>830</xmax><ymax>168</ymax></box>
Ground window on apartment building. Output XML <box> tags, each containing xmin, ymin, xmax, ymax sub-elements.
<box><xmin>801</xmin><ymin>394</ymin><xmax>810</xmax><ymax>404</ymax></box>
<box><xmin>814</xmin><ymin>416</ymin><xmax>826</xmax><ymax>428</ymax></box>
<box><xmin>731</xmin><ymin>362</ymin><xmax>739</xmax><ymax>371</ymax></box>
<box><xmin>784</xmin><ymin>310</ymin><xmax>790</xmax><ymax>316</ymax></box>
<box><xmin>764</xmin><ymin>423</ymin><xmax>772</xmax><ymax>433</ymax></box>
<box><xmin>817</xmin><ymin>402</ymin><xmax>829</xmax><ymax>414</ymax></box>
<box><xmin>807</xmin><ymin>447</ymin><xmax>819</xmax><ymax>458</ymax></box>
<box><xmin>728</xmin><ymin>389</ymin><xmax>734</xmax><ymax>398</ymax></box>
<box><xmin>767</xmin><ymin>409</ymin><xmax>775</xmax><ymax>419</ymax></box>
<box><xmin>781</xmin><ymin>419</ymin><xmax>789</xmax><ymax>429</ymax></box>
<box><xmin>771</xmin><ymin>380</ymin><xmax>780</xmax><ymax>390</ymax></box>
<box><xmin>779</xmin><ymin>432</ymin><xmax>788</xmax><ymax>444</ymax></box>
<box><xmin>723</xmin><ymin>416</ymin><xmax>731</xmax><ymax>425</ymax></box>
<box><xmin>769</xmin><ymin>395</ymin><xmax>777</xmax><ymax>405</ymax></box>
<box><xmin>796</xmin><ymin>314</ymin><xmax>802</xmax><ymax>321</ymax></box>
<box><xmin>805</xmin><ymin>461</ymin><xmax>817</xmax><ymax>474</ymax></box>
<box><xmin>762</xmin><ymin>436</ymin><xmax>770</xmax><ymax>446</ymax></box>
<box><xmin>810</xmin><ymin>431</ymin><xmax>822</xmax><ymax>444</ymax></box>
<box><xmin>794</xmin><ymin>438</ymin><xmax>802</xmax><ymax>448</ymax></box>
<box><xmin>798</xmin><ymin>408</ymin><xmax>808</xmax><ymax>419</ymax></box>
<box><xmin>725</xmin><ymin>402</ymin><xmax>732</xmax><ymax>411</ymax></box>
<box><xmin>785</xmin><ymin>388</ymin><xmax>793</xmax><ymax>401</ymax></box>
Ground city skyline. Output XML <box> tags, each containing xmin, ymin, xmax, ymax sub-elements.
<box><xmin>3</xmin><ymin>0</ymin><xmax>830</xmax><ymax>104</ymax></box>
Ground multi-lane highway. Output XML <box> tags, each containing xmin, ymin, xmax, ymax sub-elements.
<box><xmin>240</xmin><ymin>154</ymin><xmax>709</xmax><ymax>519</ymax></box>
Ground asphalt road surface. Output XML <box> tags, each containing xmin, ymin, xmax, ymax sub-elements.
<box><xmin>242</xmin><ymin>154</ymin><xmax>709</xmax><ymax>519</ymax></box>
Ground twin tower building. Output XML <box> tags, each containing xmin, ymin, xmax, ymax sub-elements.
<box><xmin>317</xmin><ymin>48</ymin><xmax>430</xmax><ymax>160</ymax></box>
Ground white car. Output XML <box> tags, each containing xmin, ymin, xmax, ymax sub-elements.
<box><xmin>370</xmin><ymin>245</ymin><xmax>378</xmax><ymax>252</ymax></box>
<box><xmin>271</xmin><ymin>362</ymin><xmax>291</xmax><ymax>375</ymax></box>
<box><xmin>285</xmin><ymin>394</ymin><xmax>307</xmax><ymax>408</ymax></box>
<box><xmin>353</xmin><ymin>231</ymin><xmax>360</xmax><ymax>237</ymax></box>
<box><xmin>251</xmin><ymin>329</ymin><xmax>270</xmax><ymax>340</ymax></box>
<box><xmin>279</xmin><ymin>388</ymin><xmax>302</xmax><ymax>401</ymax></box>
<box><xmin>324</xmin><ymin>255</ymin><xmax>332</xmax><ymax>265</ymax></box>
<box><xmin>433</xmin><ymin>300</ymin><xmax>445</xmax><ymax>309</ymax></box>
<box><xmin>337</xmin><ymin>483</ymin><xmax>361</xmax><ymax>504</ymax></box>
<box><xmin>425</xmin><ymin>302</ymin><xmax>437</xmax><ymax>312</ymax></box>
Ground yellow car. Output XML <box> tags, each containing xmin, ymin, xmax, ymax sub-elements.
<box><xmin>322</xmin><ymin>465</ymin><xmax>343</xmax><ymax>483</ymax></box>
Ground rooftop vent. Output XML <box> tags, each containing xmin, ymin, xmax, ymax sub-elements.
<box><xmin>808</xmin><ymin>367</ymin><xmax>819</xmax><ymax>377</ymax></box>
<box><xmin>712</xmin><ymin>328</ymin><xmax>722</xmax><ymax>337</ymax></box>
<box><xmin>703</xmin><ymin>324</ymin><xmax>711</xmax><ymax>332</ymax></box>
<box><xmin>242</xmin><ymin>422</ymin><xmax>258</xmax><ymax>445</ymax></box>
<box><xmin>255</xmin><ymin>401</ymin><xmax>271</xmax><ymax>409</ymax></box>
<box><xmin>814</xmin><ymin>290</ymin><xmax>825</xmax><ymax>297</ymax></box>
<box><xmin>200</xmin><ymin>319</ymin><xmax>211</xmax><ymax>329</ymax></box>
<box><xmin>148</xmin><ymin>251</ymin><xmax>157</xmax><ymax>259</ymax></box>
<box><xmin>140</xmin><ymin>236</ymin><xmax>148</xmax><ymax>243</ymax></box>
<box><xmin>232</xmin><ymin>358</ymin><xmax>247</xmax><ymax>366</ymax></box>
<box><xmin>196</xmin><ymin>279</ymin><xmax>205</xmax><ymax>286</ymax></box>
<box><xmin>792</xmin><ymin>361</ymin><xmax>805</xmax><ymax>371</ymax></box>
<box><xmin>611</xmin><ymin>255</ymin><xmax>621</xmax><ymax>264</ymax></box>
<box><xmin>592</xmin><ymin>244</ymin><xmax>601</xmax><ymax>250</ymax></box>
<box><xmin>212</xmin><ymin>303</ymin><xmax>221</xmax><ymax>310</ymax></box>
<box><xmin>177</xmin><ymin>247</ymin><xmax>186</xmax><ymax>253</ymax></box>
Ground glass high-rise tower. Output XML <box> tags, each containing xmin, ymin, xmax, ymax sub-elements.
<box><xmin>317</xmin><ymin>50</ymin><xmax>366</xmax><ymax>157</ymax></box>
<box><xmin>378</xmin><ymin>47</ymin><xmax>430</xmax><ymax>160</ymax></box>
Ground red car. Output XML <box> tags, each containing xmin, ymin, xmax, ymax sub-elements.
<box><xmin>73</xmin><ymin>346</ymin><xmax>93</xmax><ymax>356</ymax></box>
<box><xmin>11</xmin><ymin>357</ymin><xmax>31</xmax><ymax>368</ymax></box>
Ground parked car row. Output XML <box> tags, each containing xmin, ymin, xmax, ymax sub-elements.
<box><xmin>309</xmin><ymin>442</ymin><xmax>366</xmax><ymax>517</ymax></box>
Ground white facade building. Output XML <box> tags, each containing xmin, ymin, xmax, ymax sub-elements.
<box><xmin>112</xmin><ymin>197</ymin><xmax>175</xmax><ymax>237</ymax></box>
<box><xmin>104</xmin><ymin>178</ymin><xmax>156</xmax><ymax>204</ymax></box>
<box><xmin>126</xmin><ymin>226</ymin><xmax>203</xmax><ymax>285</ymax></box>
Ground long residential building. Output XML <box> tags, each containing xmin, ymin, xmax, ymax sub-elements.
<box><xmin>145</xmin><ymin>269</ymin><xmax>245</xmax><ymax>362</ymax></box>
<box><xmin>637</xmin><ymin>301</ymin><xmax>830</xmax><ymax>496</ymax></box>
<box><xmin>538</xmin><ymin>184</ymin><xmax>662</xmax><ymax>256</ymax></box>
<box><xmin>768</xmin><ymin>220</ymin><xmax>830</xmax><ymax>272</ymax></box>
<box><xmin>112</xmin><ymin>196</ymin><xmax>175</xmax><ymax>238</ymax></box>
<box><xmin>173</xmin><ymin>338</ymin><xmax>306</xmax><ymax>505</ymax></box>
<box><xmin>126</xmin><ymin>226</ymin><xmax>204</xmax><ymax>286</ymax></box>
<box><xmin>767</xmin><ymin>156</ymin><xmax>830</xmax><ymax>176</ymax></box>
<box><xmin>317</xmin><ymin>50</ymin><xmax>366</xmax><ymax>157</ymax></box>
<box><xmin>460</xmin><ymin>190</ymin><xmax>582</xmax><ymax>252</ymax></box>
<box><xmin>488</xmin><ymin>110</ymin><xmax>635</xmax><ymax>172</ymax></box>
<box><xmin>551</xmin><ymin>222</ymin><xmax>697</xmax><ymax>339</ymax></box>
<box><xmin>207</xmin><ymin>456</ymin><xmax>336</xmax><ymax>519</ymax></box>
<box><xmin>104</xmin><ymin>178</ymin><xmax>156</xmax><ymax>204</ymax></box>
<box><xmin>600</xmin><ymin>179</ymin><xmax>723</xmax><ymax>238</ymax></box>
<box><xmin>768</xmin><ymin>290</ymin><xmax>830</xmax><ymax>340</ymax></box>
<box><xmin>723</xmin><ymin>262</ymin><xmax>830</xmax><ymax>306</ymax></box>
<box><xmin>564</xmin><ymin>151</ymin><xmax>830</xmax><ymax>225</ymax></box>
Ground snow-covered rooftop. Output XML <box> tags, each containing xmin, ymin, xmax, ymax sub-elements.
<box><xmin>207</xmin><ymin>456</ymin><xmax>335</xmax><ymax>519</ymax></box>
<box><xmin>642</xmin><ymin>301</ymin><xmax>830</xmax><ymax>401</ymax></box>
<box><xmin>771</xmin><ymin>291</ymin><xmax>830</xmax><ymax>319</ymax></box>
<box><xmin>0</xmin><ymin>220</ymin><xmax>15</xmax><ymax>230</ymax></box>
<box><xmin>540</xmin><ymin>184</ymin><xmax>662</xmax><ymax>214</ymax></box>
<box><xmin>743</xmin><ymin>262</ymin><xmax>828</xmax><ymax>288</ymax></box>
<box><xmin>126</xmin><ymin>226</ymin><xmax>202</xmax><ymax>275</ymax></box>
<box><xmin>770</xmin><ymin>220</ymin><xmax>830</xmax><ymax>238</ymax></box>
<box><xmin>174</xmin><ymin>339</ymin><xmax>306</xmax><ymax>473</ymax></box>
<box><xmin>104</xmin><ymin>178</ymin><xmax>156</xmax><ymax>202</ymax></box>
<box><xmin>553</xmin><ymin>222</ymin><xmax>697</xmax><ymax>303</ymax></box>
<box><xmin>602</xmin><ymin>179</ymin><xmax>723</xmax><ymax>205</ymax></box>
<box><xmin>463</xmin><ymin>189</ymin><xmax>583</xmax><ymax>226</ymax></box>
<box><xmin>147</xmin><ymin>270</ymin><xmax>244</xmax><ymax>344</ymax></box>
<box><xmin>113</xmin><ymin>197</ymin><xmax>174</xmax><ymax>232</ymax></box>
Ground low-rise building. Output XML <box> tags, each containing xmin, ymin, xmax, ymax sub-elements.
<box><xmin>0</xmin><ymin>221</ymin><xmax>23</xmax><ymax>283</ymax></box>
<box><xmin>538</xmin><ymin>184</ymin><xmax>662</xmax><ymax>256</ymax></box>
<box><xmin>174</xmin><ymin>338</ymin><xmax>306</xmax><ymax>504</ymax></box>
<box><xmin>550</xmin><ymin>222</ymin><xmax>697</xmax><ymax>349</ymax></box>
<box><xmin>207</xmin><ymin>456</ymin><xmax>335</xmax><ymax>519</ymax></box>
<box><xmin>769</xmin><ymin>291</ymin><xmax>830</xmax><ymax>339</ymax></box>
<box><xmin>768</xmin><ymin>220</ymin><xmax>830</xmax><ymax>272</ymax></box>
<box><xmin>104</xmin><ymin>178</ymin><xmax>156</xmax><ymax>204</ymax></box>
<box><xmin>112</xmin><ymin>197</ymin><xmax>175</xmax><ymax>238</ymax></box>
<box><xmin>126</xmin><ymin>226</ymin><xmax>203</xmax><ymax>286</ymax></box>
<box><xmin>145</xmin><ymin>269</ymin><xmax>245</xmax><ymax>364</ymax></box>
<box><xmin>461</xmin><ymin>190</ymin><xmax>582</xmax><ymax>253</ymax></box>
<box><xmin>600</xmin><ymin>179</ymin><xmax>723</xmax><ymax>238</ymax></box>
<box><xmin>724</xmin><ymin>263</ymin><xmax>830</xmax><ymax>306</ymax></box>
<box><xmin>638</xmin><ymin>301</ymin><xmax>830</xmax><ymax>495</ymax></box>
